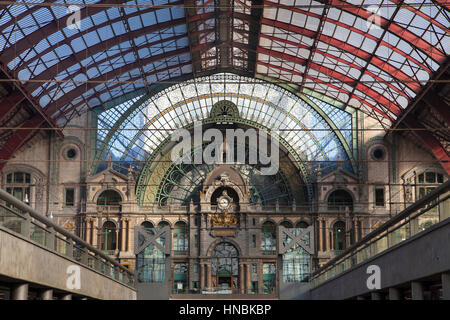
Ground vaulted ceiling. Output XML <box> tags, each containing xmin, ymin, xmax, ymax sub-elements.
<box><xmin>0</xmin><ymin>0</ymin><xmax>449</xmax><ymax>171</ymax></box>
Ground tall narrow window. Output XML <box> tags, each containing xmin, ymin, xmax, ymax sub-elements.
<box><xmin>261</xmin><ymin>221</ymin><xmax>276</xmax><ymax>254</ymax></box>
<box><xmin>101</xmin><ymin>221</ymin><xmax>117</xmax><ymax>251</ymax></box>
<box><xmin>65</xmin><ymin>188</ymin><xmax>75</xmax><ymax>206</ymax></box>
<box><xmin>262</xmin><ymin>263</ymin><xmax>276</xmax><ymax>294</ymax></box>
<box><xmin>173</xmin><ymin>221</ymin><xmax>188</xmax><ymax>253</ymax></box>
<box><xmin>333</xmin><ymin>221</ymin><xmax>346</xmax><ymax>251</ymax></box>
<box><xmin>374</xmin><ymin>187</ymin><xmax>385</xmax><ymax>207</ymax></box>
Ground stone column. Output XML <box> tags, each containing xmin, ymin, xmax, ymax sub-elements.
<box><xmin>317</xmin><ymin>219</ymin><xmax>322</xmax><ymax>252</ymax></box>
<box><xmin>85</xmin><ymin>219</ymin><xmax>91</xmax><ymax>245</ymax></box>
<box><xmin>324</xmin><ymin>220</ymin><xmax>330</xmax><ymax>251</ymax></box>
<box><xmin>442</xmin><ymin>272</ymin><xmax>450</xmax><ymax>300</ymax></box>
<box><xmin>246</xmin><ymin>264</ymin><xmax>251</xmax><ymax>294</ymax></box>
<box><xmin>200</xmin><ymin>264</ymin><xmax>205</xmax><ymax>291</ymax></box>
<box><xmin>239</xmin><ymin>264</ymin><xmax>245</xmax><ymax>294</ymax></box>
<box><xmin>206</xmin><ymin>264</ymin><xmax>212</xmax><ymax>291</ymax></box>
<box><xmin>411</xmin><ymin>281</ymin><xmax>424</xmax><ymax>300</ymax></box>
<box><xmin>40</xmin><ymin>289</ymin><xmax>53</xmax><ymax>300</ymax></box>
<box><xmin>11</xmin><ymin>283</ymin><xmax>28</xmax><ymax>300</ymax></box>
<box><xmin>388</xmin><ymin>287</ymin><xmax>402</xmax><ymax>300</ymax></box>
<box><xmin>92</xmin><ymin>220</ymin><xmax>97</xmax><ymax>247</ymax></box>
<box><xmin>120</xmin><ymin>218</ymin><xmax>126</xmax><ymax>252</ymax></box>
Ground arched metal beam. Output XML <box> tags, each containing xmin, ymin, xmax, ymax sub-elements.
<box><xmin>257</xmin><ymin>61</ymin><xmax>394</xmax><ymax>122</ymax></box>
<box><xmin>32</xmin><ymin>32</ymin><xmax>189</xmax><ymax>101</ymax></box>
<box><xmin>261</xmin><ymin>17</ymin><xmax>422</xmax><ymax>92</ymax></box>
<box><xmin>0</xmin><ymin>90</ymin><xmax>25</xmax><ymax>123</ymax></box>
<box><xmin>25</xmin><ymin>18</ymin><xmax>188</xmax><ymax>93</ymax></box>
<box><xmin>0</xmin><ymin>0</ymin><xmax>129</xmax><ymax>63</ymax></box>
<box><xmin>406</xmin><ymin>119</ymin><xmax>450</xmax><ymax>175</ymax></box>
<box><xmin>46</xmin><ymin>47</ymin><xmax>191</xmax><ymax>118</ymax></box>
<box><xmin>258</xmin><ymin>32</ymin><xmax>410</xmax><ymax>100</ymax></box>
<box><xmin>314</xmin><ymin>0</ymin><xmax>445</xmax><ymax>62</ymax></box>
<box><xmin>257</xmin><ymin>47</ymin><xmax>403</xmax><ymax>116</ymax></box>
<box><xmin>0</xmin><ymin>114</ymin><xmax>45</xmax><ymax>171</ymax></box>
<box><xmin>60</xmin><ymin>61</ymin><xmax>192</xmax><ymax>120</ymax></box>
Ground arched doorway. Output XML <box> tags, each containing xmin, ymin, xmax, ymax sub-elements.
<box><xmin>211</xmin><ymin>242</ymin><xmax>239</xmax><ymax>292</ymax></box>
<box><xmin>327</xmin><ymin>189</ymin><xmax>353</xmax><ymax>211</ymax></box>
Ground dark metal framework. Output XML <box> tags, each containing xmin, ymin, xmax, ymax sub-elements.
<box><xmin>0</xmin><ymin>0</ymin><xmax>448</xmax><ymax>171</ymax></box>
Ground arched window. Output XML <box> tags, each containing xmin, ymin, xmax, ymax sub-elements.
<box><xmin>261</xmin><ymin>221</ymin><xmax>276</xmax><ymax>254</ymax></box>
<box><xmin>296</xmin><ymin>221</ymin><xmax>308</xmax><ymax>229</ymax></box>
<box><xmin>211</xmin><ymin>242</ymin><xmax>239</xmax><ymax>291</ymax></box>
<box><xmin>173</xmin><ymin>221</ymin><xmax>188</xmax><ymax>253</ymax></box>
<box><xmin>157</xmin><ymin>221</ymin><xmax>170</xmax><ymax>246</ymax></box>
<box><xmin>5</xmin><ymin>172</ymin><xmax>31</xmax><ymax>203</ymax></box>
<box><xmin>97</xmin><ymin>190</ymin><xmax>122</xmax><ymax>211</ymax></box>
<box><xmin>328</xmin><ymin>189</ymin><xmax>353</xmax><ymax>211</ymax></box>
<box><xmin>141</xmin><ymin>221</ymin><xmax>154</xmax><ymax>235</ymax></box>
<box><xmin>101</xmin><ymin>221</ymin><xmax>117</xmax><ymax>251</ymax></box>
<box><xmin>280</xmin><ymin>220</ymin><xmax>293</xmax><ymax>228</ymax></box>
<box><xmin>333</xmin><ymin>221</ymin><xmax>346</xmax><ymax>251</ymax></box>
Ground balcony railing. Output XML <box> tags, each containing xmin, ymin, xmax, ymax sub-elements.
<box><xmin>311</xmin><ymin>180</ymin><xmax>450</xmax><ymax>288</ymax></box>
<box><xmin>0</xmin><ymin>189</ymin><xmax>135</xmax><ymax>288</ymax></box>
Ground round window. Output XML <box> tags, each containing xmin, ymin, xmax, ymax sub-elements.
<box><xmin>65</xmin><ymin>148</ymin><xmax>77</xmax><ymax>160</ymax></box>
<box><xmin>371</xmin><ymin>147</ymin><xmax>385</xmax><ymax>161</ymax></box>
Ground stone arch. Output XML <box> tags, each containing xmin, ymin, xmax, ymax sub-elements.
<box><xmin>206</xmin><ymin>238</ymin><xmax>242</xmax><ymax>257</ymax></box>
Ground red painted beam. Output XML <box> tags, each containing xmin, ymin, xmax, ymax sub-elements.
<box><xmin>33</xmin><ymin>32</ymin><xmax>189</xmax><ymax>101</ymax></box>
<box><xmin>59</xmin><ymin>60</ymin><xmax>193</xmax><ymax>120</ymax></box>
<box><xmin>257</xmin><ymin>46</ymin><xmax>403</xmax><ymax>115</ymax></box>
<box><xmin>407</xmin><ymin>119</ymin><xmax>450</xmax><ymax>175</ymax></box>
<box><xmin>14</xmin><ymin>2</ymin><xmax>184</xmax><ymax>76</ymax></box>
<box><xmin>259</xmin><ymin>33</ymin><xmax>409</xmax><ymax>100</ymax></box>
<box><xmin>423</xmin><ymin>90</ymin><xmax>450</xmax><ymax>125</ymax></box>
<box><xmin>257</xmin><ymin>60</ymin><xmax>394</xmax><ymax>121</ymax></box>
<box><xmin>46</xmin><ymin>47</ymin><xmax>190</xmax><ymax>117</ymax></box>
<box><xmin>26</xmin><ymin>18</ymin><xmax>188</xmax><ymax>93</ymax></box>
<box><xmin>0</xmin><ymin>90</ymin><xmax>25</xmax><ymax>123</ymax></box>
<box><xmin>0</xmin><ymin>114</ymin><xmax>45</xmax><ymax>171</ymax></box>
<box><xmin>433</xmin><ymin>0</ymin><xmax>450</xmax><ymax>10</ymax></box>
<box><xmin>0</xmin><ymin>1</ymin><xmax>129</xmax><ymax>63</ymax></box>
<box><xmin>262</xmin><ymin>1</ymin><xmax>433</xmax><ymax>74</ymax></box>
<box><xmin>261</xmin><ymin>17</ymin><xmax>421</xmax><ymax>92</ymax></box>
<box><xmin>327</xmin><ymin>0</ymin><xmax>446</xmax><ymax>62</ymax></box>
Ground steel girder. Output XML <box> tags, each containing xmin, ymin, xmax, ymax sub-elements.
<box><xmin>32</xmin><ymin>32</ymin><xmax>189</xmax><ymax>102</ymax></box>
<box><xmin>25</xmin><ymin>18</ymin><xmax>188</xmax><ymax>93</ymax></box>
<box><xmin>0</xmin><ymin>90</ymin><xmax>25</xmax><ymax>123</ymax></box>
<box><xmin>46</xmin><ymin>47</ymin><xmax>191</xmax><ymax>118</ymax></box>
<box><xmin>12</xmin><ymin>2</ymin><xmax>185</xmax><ymax>76</ymax></box>
<box><xmin>260</xmin><ymin>17</ymin><xmax>421</xmax><ymax>92</ymax></box>
<box><xmin>0</xmin><ymin>0</ymin><xmax>130</xmax><ymax>63</ymax></box>
<box><xmin>257</xmin><ymin>46</ymin><xmax>402</xmax><ymax>115</ymax></box>
<box><xmin>258</xmin><ymin>60</ymin><xmax>393</xmax><ymax>121</ymax></box>
<box><xmin>0</xmin><ymin>114</ymin><xmax>46</xmax><ymax>171</ymax></box>
<box><xmin>342</xmin><ymin>0</ymin><xmax>404</xmax><ymax>116</ymax></box>
<box><xmin>322</xmin><ymin>0</ymin><xmax>446</xmax><ymax>62</ymax></box>
<box><xmin>406</xmin><ymin>118</ymin><xmax>450</xmax><ymax>175</ymax></box>
<box><xmin>64</xmin><ymin>61</ymin><xmax>193</xmax><ymax>117</ymax></box>
<box><xmin>423</xmin><ymin>90</ymin><xmax>450</xmax><ymax>125</ymax></box>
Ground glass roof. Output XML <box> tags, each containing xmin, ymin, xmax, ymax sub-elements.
<box><xmin>0</xmin><ymin>0</ymin><xmax>448</xmax><ymax>128</ymax></box>
<box><xmin>94</xmin><ymin>73</ymin><xmax>355</xmax><ymax>181</ymax></box>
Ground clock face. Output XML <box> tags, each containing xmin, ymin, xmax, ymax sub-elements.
<box><xmin>218</xmin><ymin>197</ymin><xmax>230</xmax><ymax>209</ymax></box>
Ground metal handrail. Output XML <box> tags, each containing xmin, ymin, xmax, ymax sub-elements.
<box><xmin>0</xmin><ymin>188</ymin><xmax>135</xmax><ymax>285</ymax></box>
<box><xmin>311</xmin><ymin>180</ymin><xmax>450</xmax><ymax>281</ymax></box>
